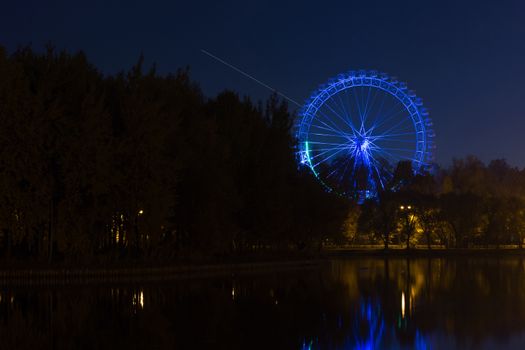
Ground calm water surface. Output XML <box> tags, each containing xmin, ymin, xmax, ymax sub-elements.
<box><xmin>2</xmin><ymin>258</ymin><xmax>525</xmax><ymax>349</ymax></box>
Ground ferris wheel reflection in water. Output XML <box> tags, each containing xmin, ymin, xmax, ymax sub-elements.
<box><xmin>300</xmin><ymin>298</ymin><xmax>430</xmax><ymax>350</ymax></box>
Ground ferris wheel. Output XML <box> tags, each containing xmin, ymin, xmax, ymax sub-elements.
<box><xmin>296</xmin><ymin>70</ymin><xmax>435</xmax><ymax>201</ymax></box>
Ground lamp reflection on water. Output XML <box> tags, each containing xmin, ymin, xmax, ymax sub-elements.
<box><xmin>132</xmin><ymin>289</ymin><xmax>145</xmax><ymax>312</ymax></box>
<box><xmin>401</xmin><ymin>292</ymin><xmax>406</xmax><ymax>319</ymax></box>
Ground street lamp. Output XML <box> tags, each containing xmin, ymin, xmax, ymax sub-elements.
<box><xmin>399</xmin><ymin>204</ymin><xmax>416</xmax><ymax>249</ymax></box>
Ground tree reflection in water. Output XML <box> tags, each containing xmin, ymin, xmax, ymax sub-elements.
<box><xmin>2</xmin><ymin>258</ymin><xmax>525</xmax><ymax>349</ymax></box>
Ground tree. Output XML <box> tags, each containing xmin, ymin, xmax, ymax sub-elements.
<box><xmin>359</xmin><ymin>192</ymin><xmax>399</xmax><ymax>250</ymax></box>
<box><xmin>440</xmin><ymin>192</ymin><xmax>484</xmax><ymax>248</ymax></box>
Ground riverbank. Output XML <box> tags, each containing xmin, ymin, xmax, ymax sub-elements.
<box><xmin>3</xmin><ymin>247</ymin><xmax>525</xmax><ymax>285</ymax></box>
<box><xmin>325</xmin><ymin>246</ymin><xmax>525</xmax><ymax>257</ymax></box>
<box><xmin>0</xmin><ymin>258</ymin><xmax>323</xmax><ymax>286</ymax></box>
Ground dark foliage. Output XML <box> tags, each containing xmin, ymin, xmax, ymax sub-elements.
<box><xmin>356</xmin><ymin>158</ymin><xmax>525</xmax><ymax>249</ymax></box>
<box><xmin>0</xmin><ymin>47</ymin><xmax>350</xmax><ymax>263</ymax></box>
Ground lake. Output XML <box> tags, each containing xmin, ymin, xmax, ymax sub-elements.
<box><xmin>2</xmin><ymin>257</ymin><xmax>525</xmax><ymax>349</ymax></box>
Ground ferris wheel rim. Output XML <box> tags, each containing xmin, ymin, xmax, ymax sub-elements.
<box><xmin>296</xmin><ymin>70</ymin><xmax>435</xmax><ymax>197</ymax></box>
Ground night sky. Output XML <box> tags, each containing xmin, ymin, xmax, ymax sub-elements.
<box><xmin>2</xmin><ymin>0</ymin><xmax>525</xmax><ymax>167</ymax></box>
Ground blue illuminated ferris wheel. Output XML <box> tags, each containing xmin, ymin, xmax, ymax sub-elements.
<box><xmin>296</xmin><ymin>70</ymin><xmax>435</xmax><ymax>201</ymax></box>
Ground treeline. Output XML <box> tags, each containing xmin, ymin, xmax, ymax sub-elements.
<box><xmin>2</xmin><ymin>46</ymin><xmax>523</xmax><ymax>264</ymax></box>
<box><xmin>0</xmin><ymin>46</ymin><xmax>349</xmax><ymax>263</ymax></box>
<box><xmin>353</xmin><ymin>157</ymin><xmax>525</xmax><ymax>249</ymax></box>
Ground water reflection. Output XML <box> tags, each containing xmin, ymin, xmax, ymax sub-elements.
<box><xmin>351</xmin><ymin>300</ymin><xmax>385</xmax><ymax>350</ymax></box>
<box><xmin>401</xmin><ymin>292</ymin><xmax>405</xmax><ymax>319</ymax></box>
<box><xmin>1</xmin><ymin>258</ymin><xmax>525</xmax><ymax>349</ymax></box>
<box><xmin>301</xmin><ymin>297</ymin><xmax>430</xmax><ymax>350</ymax></box>
<box><xmin>132</xmin><ymin>288</ymin><xmax>145</xmax><ymax>311</ymax></box>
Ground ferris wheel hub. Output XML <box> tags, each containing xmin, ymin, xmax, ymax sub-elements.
<box><xmin>354</xmin><ymin>137</ymin><xmax>370</xmax><ymax>152</ymax></box>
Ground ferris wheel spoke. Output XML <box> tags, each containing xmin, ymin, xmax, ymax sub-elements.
<box><xmin>311</xmin><ymin>147</ymin><xmax>350</xmax><ymax>168</ymax></box>
<box><xmin>376</xmin><ymin>117</ymin><xmax>413</xmax><ymax>137</ymax></box>
<box><xmin>372</xmin><ymin>164</ymin><xmax>387</xmax><ymax>189</ymax></box>
<box><xmin>326</xmin><ymin>155</ymin><xmax>353</xmax><ymax>181</ymax></box>
<box><xmin>360</xmin><ymin>86</ymin><xmax>368</xmax><ymax>123</ymax></box>
<box><xmin>370</xmin><ymin>145</ymin><xmax>405</xmax><ymax>160</ymax></box>
<box><xmin>344</xmin><ymin>88</ymin><xmax>359</xmax><ymax>127</ymax></box>
<box><xmin>367</xmin><ymin>156</ymin><xmax>386</xmax><ymax>189</ymax></box>
<box><xmin>310</xmin><ymin>150</ymin><xmax>349</xmax><ymax>159</ymax></box>
<box><xmin>361</xmin><ymin>85</ymin><xmax>375</xmax><ymax>125</ymax></box>
<box><xmin>348</xmin><ymin>160</ymin><xmax>360</xmax><ymax>186</ymax></box>
<box><xmin>310</xmin><ymin>117</ymin><xmax>350</xmax><ymax>138</ymax></box>
<box><xmin>373</xmin><ymin>146</ymin><xmax>416</xmax><ymax>153</ymax></box>
<box><xmin>372</xmin><ymin>140</ymin><xmax>416</xmax><ymax>147</ymax></box>
<box><xmin>325</xmin><ymin>167</ymin><xmax>340</xmax><ymax>180</ymax></box>
<box><xmin>309</xmin><ymin>144</ymin><xmax>350</xmax><ymax>152</ymax></box>
<box><xmin>369</xmin><ymin>151</ymin><xmax>393</xmax><ymax>173</ymax></box>
<box><xmin>353</xmin><ymin>86</ymin><xmax>365</xmax><ymax>127</ymax></box>
<box><xmin>307</xmin><ymin>141</ymin><xmax>350</xmax><ymax>146</ymax></box>
<box><xmin>322</xmin><ymin>98</ymin><xmax>359</xmax><ymax>134</ymax></box>
<box><xmin>375</xmin><ymin>92</ymin><xmax>404</xmax><ymax>117</ymax></box>
<box><xmin>310</xmin><ymin>121</ymin><xmax>346</xmax><ymax>135</ymax></box>
<box><xmin>338</xmin><ymin>161</ymin><xmax>355</xmax><ymax>188</ymax></box>
<box><xmin>368</xmin><ymin>164</ymin><xmax>385</xmax><ymax>189</ymax></box>
<box><xmin>310</xmin><ymin>148</ymin><xmax>349</xmax><ymax>154</ymax></box>
<box><xmin>371</xmin><ymin>131</ymin><xmax>417</xmax><ymax>140</ymax></box>
<box><xmin>335</xmin><ymin>91</ymin><xmax>354</xmax><ymax>126</ymax></box>
<box><xmin>342</xmin><ymin>156</ymin><xmax>355</xmax><ymax>181</ymax></box>
<box><xmin>308</xmin><ymin>145</ymin><xmax>349</xmax><ymax>160</ymax></box>
<box><xmin>367</xmin><ymin>91</ymin><xmax>409</xmax><ymax>129</ymax></box>
<box><xmin>371</xmin><ymin>144</ymin><xmax>415</xmax><ymax>152</ymax></box>
<box><xmin>368</xmin><ymin>87</ymin><xmax>388</xmax><ymax>125</ymax></box>
<box><xmin>308</xmin><ymin>132</ymin><xmax>348</xmax><ymax>138</ymax></box>
<box><xmin>370</xmin><ymin>145</ymin><xmax>407</xmax><ymax>157</ymax></box>
<box><xmin>368</xmin><ymin>106</ymin><xmax>408</xmax><ymax>134</ymax></box>
<box><xmin>327</xmin><ymin>91</ymin><xmax>350</xmax><ymax>120</ymax></box>
<box><xmin>372</xmin><ymin>148</ymin><xmax>414</xmax><ymax>165</ymax></box>
<box><xmin>324</xmin><ymin>93</ymin><xmax>346</xmax><ymax>119</ymax></box>
<box><xmin>315</xmin><ymin>105</ymin><xmax>355</xmax><ymax>135</ymax></box>
<box><xmin>363</xmin><ymin>86</ymin><xmax>382</xmax><ymax>128</ymax></box>
<box><xmin>343</xmin><ymin>90</ymin><xmax>360</xmax><ymax>131</ymax></box>
<box><xmin>333</xmin><ymin>155</ymin><xmax>354</xmax><ymax>186</ymax></box>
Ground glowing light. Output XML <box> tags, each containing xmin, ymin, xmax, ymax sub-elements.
<box><xmin>231</xmin><ymin>287</ymin><xmax>235</xmax><ymax>300</ymax></box>
<box><xmin>400</xmin><ymin>205</ymin><xmax>405</xmax><ymax>210</ymax></box>
<box><xmin>301</xmin><ymin>340</ymin><xmax>314</xmax><ymax>350</ymax></box>
<box><xmin>360</xmin><ymin>139</ymin><xmax>370</xmax><ymax>151</ymax></box>
<box><xmin>304</xmin><ymin>141</ymin><xmax>318</xmax><ymax>178</ymax></box>
<box><xmin>401</xmin><ymin>292</ymin><xmax>406</xmax><ymax>318</ymax></box>
<box><xmin>132</xmin><ymin>289</ymin><xmax>144</xmax><ymax>310</ymax></box>
<box><xmin>138</xmin><ymin>209</ymin><xmax>144</xmax><ymax>215</ymax></box>
<box><xmin>353</xmin><ymin>300</ymin><xmax>385</xmax><ymax>349</ymax></box>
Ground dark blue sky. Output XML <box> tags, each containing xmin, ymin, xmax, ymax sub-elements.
<box><xmin>2</xmin><ymin>0</ymin><xmax>525</xmax><ymax>167</ymax></box>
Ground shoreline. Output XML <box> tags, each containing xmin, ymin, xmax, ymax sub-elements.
<box><xmin>325</xmin><ymin>247</ymin><xmax>525</xmax><ymax>257</ymax></box>
<box><xmin>0</xmin><ymin>258</ymin><xmax>323</xmax><ymax>286</ymax></box>
<box><xmin>1</xmin><ymin>248</ymin><xmax>525</xmax><ymax>285</ymax></box>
